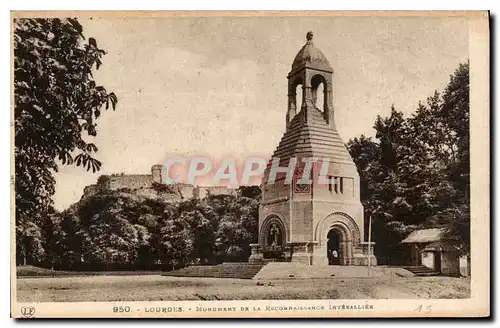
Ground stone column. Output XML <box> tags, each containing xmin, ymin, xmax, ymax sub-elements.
<box><xmin>340</xmin><ymin>240</ymin><xmax>347</xmax><ymax>265</ymax></box>
<box><xmin>320</xmin><ymin>79</ymin><xmax>334</xmax><ymax>126</ymax></box>
<box><xmin>302</xmin><ymin>85</ymin><xmax>313</xmax><ymax>123</ymax></box>
<box><xmin>286</xmin><ymin>89</ymin><xmax>297</xmax><ymax>130</ymax></box>
<box><xmin>311</xmin><ymin>87</ymin><xmax>317</xmax><ymax>108</ymax></box>
<box><xmin>343</xmin><ymin>239</ymin><xmax>352</xmax><ymax>265</ymax></box>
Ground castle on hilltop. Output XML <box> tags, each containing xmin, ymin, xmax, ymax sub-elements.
<box><xmin>82</xmin><ymin>164</ymin><xmax>236</xmax><ymax>202</ymax></box>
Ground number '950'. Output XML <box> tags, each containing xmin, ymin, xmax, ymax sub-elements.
<box><xmin>113</xmin><ymin>306</ymin><xmax>131</xmax><ymax>313</ymax></box>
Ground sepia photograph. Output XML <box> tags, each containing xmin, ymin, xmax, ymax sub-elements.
<box><xmin>10</xmin><ymin>10</ymin><xmax>489</xmax><ymax>318</ymax></box>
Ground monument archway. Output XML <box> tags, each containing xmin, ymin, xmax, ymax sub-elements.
<box><xmin>326</xmin><ymin>225</ymin><xmax>350</xmax><ymax>265</ymax></box>
<box><xmin>314</xmin><ymin>212</ymin><xmax>360</xmax><ymax>266</ymax></box>
<box><xmin>311</xmin><ymin>74</ymin><xmax>328</xmax><ymax>112</ymax></box>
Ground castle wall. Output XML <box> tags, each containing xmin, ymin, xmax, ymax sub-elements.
<box><xmin>134</xmin><ymin>188</ymin><xmax>184</xmax><ymax>203</ymax></box>
<box><xmin>108</xmin><ymin>175</ymin><xmax>152</xmax><ymax>190</ymax></box>
<box><xmin>151</xmin><ymin>164</ymin><xmax>163</xmax><ymax>183</ymax></box>
<box><xmin>178</xmin><ymin>184</ymin><xmax>195</xmax><ymax>199</ymax></box>
<box><xmin>195</xmin><ymin>186</ymin><xmax>236</xmax><ymax>199</ymax></box>
<box><xmin>129</xmin><ymin>183</ymin><xmax>235</xmax><ymax>201</ymax></box>
<box><xmin>83</xmin><ymin>184</ymin><xmax>100</xmax><ymax>198</ymax></box>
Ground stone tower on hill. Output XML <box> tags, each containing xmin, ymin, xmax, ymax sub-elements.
<box><xmin>250</xmin><ymin>32</ymin><xmax>376</xmax><ymax>266</ymax></box>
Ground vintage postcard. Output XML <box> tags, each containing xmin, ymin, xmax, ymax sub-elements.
<box><xmin>10</xmin><ymin>10</ymin><xmax>490</xmax><ymax>318</ymax></box>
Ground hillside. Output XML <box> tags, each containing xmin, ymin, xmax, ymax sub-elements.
<box><xmin>20</xmin><ymin>190</ymin><xmax>260</xmax><ymax>271</ymax></box>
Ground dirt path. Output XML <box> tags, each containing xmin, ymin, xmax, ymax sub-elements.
<box><xmin>16</xmin><ymin>275</ymin><xmax>470</xmax><ymax>302</ymax></box>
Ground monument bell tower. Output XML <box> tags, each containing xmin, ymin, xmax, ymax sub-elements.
<box><xmin>286</xmin><ymin>31</ymin><xmax>335</xmax><ymax>130</ymax></box>
<box><xmin>249</xmin><ymin>32</ymin><xmax>376</xmax><ymax>266</ymax></box>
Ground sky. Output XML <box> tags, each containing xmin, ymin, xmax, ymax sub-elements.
<box><xmin>52</xmin><ymin>15</ymin><xmax>469</xmax><ymax>210</ymax></box>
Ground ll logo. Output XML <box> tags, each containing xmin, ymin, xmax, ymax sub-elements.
<box><xmin>20</xmin><ymin>306</ymin><xmax>35</xmax><ymax>318</ymax></box>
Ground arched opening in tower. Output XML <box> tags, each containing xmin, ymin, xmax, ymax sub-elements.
<box><xmin>311</xmin><ymin>74</ymin><xmax>328</xmax><ymax>114</ymax></box>
<box><xmin>327</xmin><ymin>229</ymin><xmax>342</xmax><ymax>265</ymax></box>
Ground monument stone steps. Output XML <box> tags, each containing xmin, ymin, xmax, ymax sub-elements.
<box><xmin>163</xmin><ymin>262</ymin><xmax>267</xmax><ymax>280</ymax></box>
<box><xmin>402</xmin><ymin>266</ymin><xmax>441</xmax><ymax>276</ymax></box>
<box><xmin>253</xmin><ymin>262</ymin><xmax>415</xmax><ymax>280</ymax></box>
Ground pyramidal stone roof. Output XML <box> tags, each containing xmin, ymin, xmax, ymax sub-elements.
<box><xmin>269</xmin><ymin>108</ymin><xmax>354</xmax><ymax>167</ymax></box>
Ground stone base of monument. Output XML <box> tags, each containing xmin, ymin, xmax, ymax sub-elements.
<box><xmin>290</xmin><ymin>254</ymin><xmax>312</xmax><ymax>265</ymax></box>
<box><xmin>352</xmin><ymin>242</ymin><xmax>377</xmax><ymax>266</ymax></box>
<box><xmin>351</xmin><ymin>254</ymin><xmax>378</xmax><ymax>266</ymax></box>
<box><xmin>252</xmin><ymin>262</ymin><xmax>409</xmax><ymax>280</ymax></box>
<box><xmin>249</xmin><ymin>241</ymin><xmax>377</xmax><ymax>267</ymax></box>
<box><xmin>289</xmin><ymin>242</ymin><xmax>314</xmax><ymax>265</ymax></box>
<box><xmin>248</xmin><ymin>243</ymin><xmax>264</xmax><ymax>263</ymax></box>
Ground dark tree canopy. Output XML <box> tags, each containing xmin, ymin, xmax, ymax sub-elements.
<box><xmin>237</xmin><ymin>185</ymin><xmax>262</xmax><ymax>200</ymax></box>
<box><xmin>14</xmin><ymin>18</ymin><xmax>117</xmax><ymax>221</ymax></box>
<box><xmin>17</xmin><ymin>191</ymin><xmax>260</xmax><ymax>270</ymax></box>
<box><xmin>347</xmin><ymin>61</ymin><xmax>470</xmax><ymax>263</ymax></box>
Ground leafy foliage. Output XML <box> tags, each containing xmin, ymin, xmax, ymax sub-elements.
<box><xmin>18</xmin><ymin>190</ymin><xmax>259</xmax><ymax>270</ymax></box>
<box><xmin>14</xmin><ymin>18</ymin><xmax>117</xmax><ymax>226</ymax></box>
<box><xmin>237</xmin><ymin>185</ymin><xmax>262</xmax><ymax>200</ymax></box>
<box><xmin>347</xmin><ymin>61</ymin><xmax>470</xmax><ymax>263</ymax></box>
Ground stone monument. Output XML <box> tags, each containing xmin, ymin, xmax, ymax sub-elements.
<box><xmin>249</xmin><ymin>32</ymin><xmax>376</xmax><ymax>266</ymax></box>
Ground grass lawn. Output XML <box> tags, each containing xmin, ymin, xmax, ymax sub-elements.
<box><xmin>16</xmin><ymin>265</ymin><xmax>164</xmax><ymax>277</ymax></box>
<box><xmin>16</xmin><ymin>274</ymin><xmax>471</xmax><ymax>302</ymax></box>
